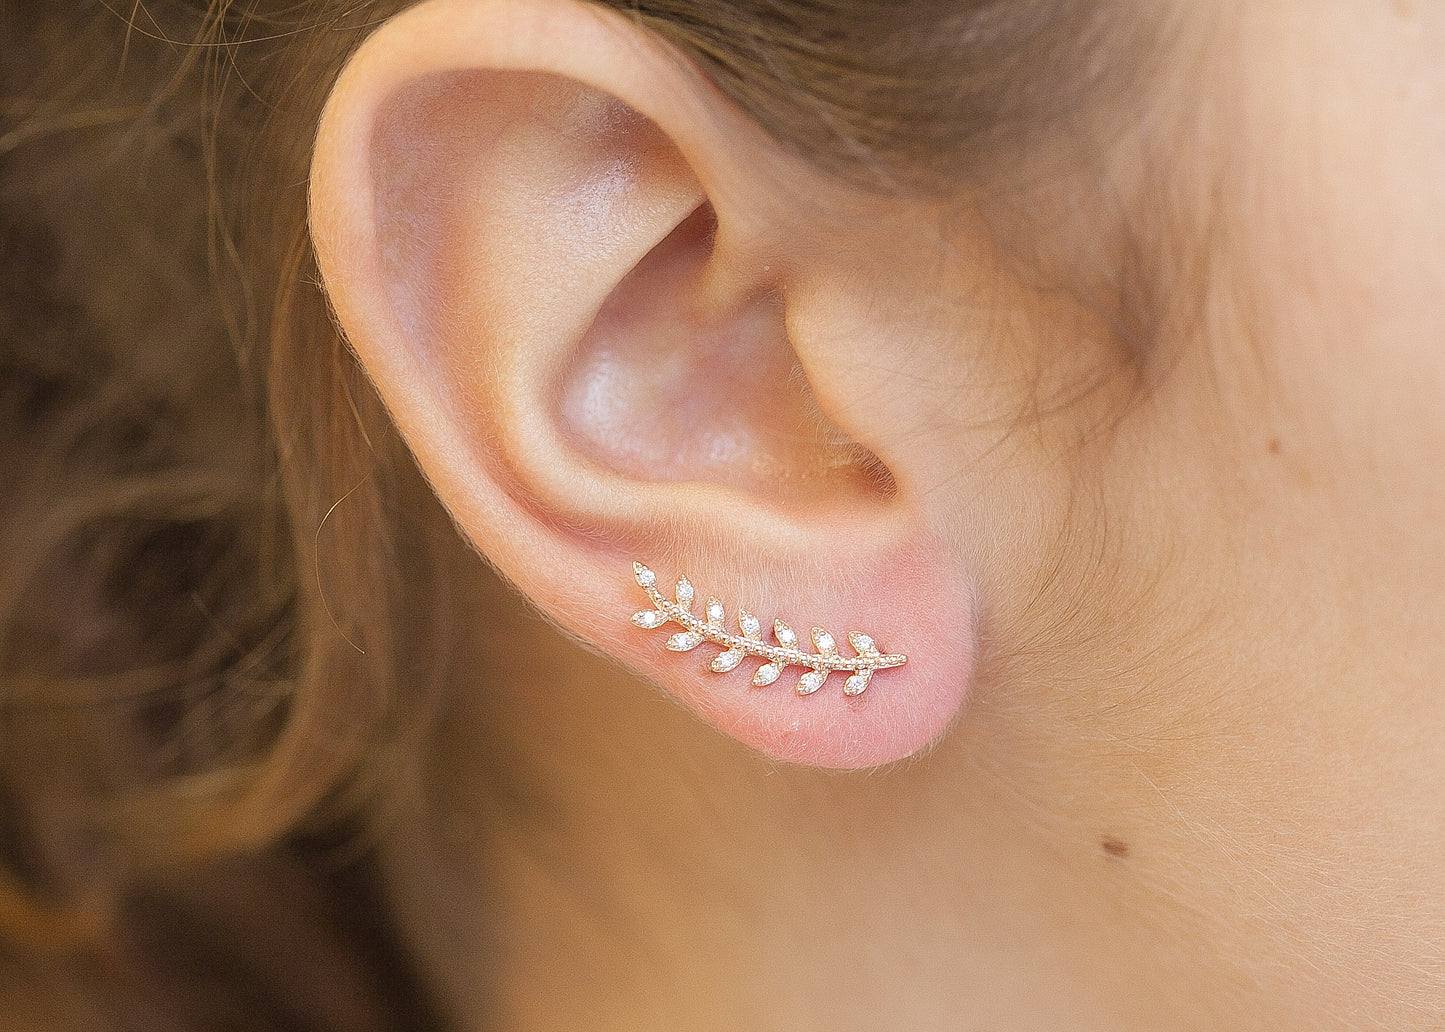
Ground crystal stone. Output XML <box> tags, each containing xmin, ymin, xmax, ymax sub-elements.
<box><xmin>752</xmin><ymin>662</ymin><xmax>781</xmax><ymax>687</ymax></box>
<box><xmin>632</xmin><ymin>610</ymin><xmax>666</xmax><ymax>629</ymax></box>
<box><xmin>711</xmin><ymin>648</ymin><xmax>746</xmax><ymax>673</ymax></box>
<box><xmin>774</xmin><ymin>620</ymin><xmax>798</xmax><ymax>648</ymax></box>
<box><xmin>633</xmin><ymin>562</ymin><xmax>655</xmax><ymax>587</ymax></box>
<box><xmin>847</xmin><ymin>632</ymin><xmax>876</xmax><ymax>654</ymax></box>
<box><xmin>844</xmin><ymin>671</ymin><xmax>872</xmax><ymax>696</ymax></box>
<box><xmin>675</xmin><ymin>576</ymin><xmax>695</xmax><ymax>608</ymax></box>
<box><xmin>666</xmin><ymin>631</ymin><xmax>703</xmax><ymax>651</ymax></box>
<box><xmin>706</xmin><ymin>597</ymin><xmax>725</xmax><ymax>626</ymax></box>
<box><xmin>811</xmin><ymin>627</ymin><xmax>837</xmax><ymax>654</ymax></box>
<box><xmin>796</xmin><ymin>670</ymin><xmax>826</xmax><ymax>695</ymax></box>
<box><xmin>738</xmin><ymin>610</ymin><xmax>762</xmax><ymax>639</ymax></box>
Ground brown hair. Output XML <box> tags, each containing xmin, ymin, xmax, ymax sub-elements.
<box><xmin>0</xmin><ymin>0</ymin><xmax>1160</xmax><ymax>1024</ymax></box>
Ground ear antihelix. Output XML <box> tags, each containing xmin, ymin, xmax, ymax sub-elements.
<box><xmin>630</xmin><ymin>561</ymin><xmax>907</xmax><ymax>697</ymax></box>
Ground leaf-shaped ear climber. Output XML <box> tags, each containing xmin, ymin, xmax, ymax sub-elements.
<box><xmin>630</xmin><ymin>561</ymin><xmax>907</xmax><ymax>696</ymax></box>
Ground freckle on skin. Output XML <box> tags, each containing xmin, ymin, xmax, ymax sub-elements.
<box><xmin>1101</xmin><ymin>836</ymin><xmax>1130</xmax><ymax>858</ymax></box>
<box><xmin>1267</xmin><ymin>438</ymin><xmax>1283</xmax><ymax>455</ymax></box>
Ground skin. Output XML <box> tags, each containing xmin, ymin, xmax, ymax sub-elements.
<box><xmin>309</xmin><ymin>0</ymin><xmax>1445</xmax><ymax>1028</ymax></box>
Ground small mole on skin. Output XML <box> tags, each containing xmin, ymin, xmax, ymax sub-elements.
<box><xmin>1267</xmin><ymin>438</ymin><xmax>1283</xmax><ymax>455</ymax></box>
<box><xmin>1101</xmin><ymin>836</ymin><xmax>1130</xmax><ymax>859</ymax></box>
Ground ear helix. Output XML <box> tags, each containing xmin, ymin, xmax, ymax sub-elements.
<box><xmin>629</xmin><ymin>561</ymin><xmax>908</xmax><ymax>697</ymax></box>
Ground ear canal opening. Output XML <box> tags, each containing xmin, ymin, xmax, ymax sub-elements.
<box><xmin>857</xmin><ymin>449</ymin><xmax>899</xmax><ymax>498</ymax></box>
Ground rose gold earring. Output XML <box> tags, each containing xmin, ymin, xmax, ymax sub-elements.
<box><xmin>629</xmin><ymin>561</ymin><xmax>906</xmax><ymax>697</ymax></box>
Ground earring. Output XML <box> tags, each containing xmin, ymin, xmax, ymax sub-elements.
<box><xmin>630</xmin><ymin>561</ymin><xmax>906</xmax><ymax>696</ymax></box>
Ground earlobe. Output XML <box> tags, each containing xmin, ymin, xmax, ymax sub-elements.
<box><xmin>309</xmin><ymin>0</ymin><xmax>977</xmax><ymax>768</ymax></box>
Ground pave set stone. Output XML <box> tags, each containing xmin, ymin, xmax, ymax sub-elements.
<box><xmin>630</xmin><ymin>561</ymin><xmax>907</xmax><ymax>697</ymax></box>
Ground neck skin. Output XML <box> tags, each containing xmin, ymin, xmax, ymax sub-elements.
<box><xmin>378</xmin><ymin>516</ymin><xmax>1442</xmax><ymax>1032</ymax></box>
<box><xmin>381</xmin><ymin>561</ymin><xmax>1157</xmax><ymax>1032</ymax></box>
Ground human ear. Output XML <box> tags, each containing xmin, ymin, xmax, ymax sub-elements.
<box><xmin>308</xmin><ymin>0</ymin><xmax>976</xmax><ymax>768</ymax></box>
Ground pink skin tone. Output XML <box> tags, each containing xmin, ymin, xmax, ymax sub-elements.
<box><xmin>310</xmin><ymin>1</ymin><xmax>1445</xmax><ymax>1029</ymax></box>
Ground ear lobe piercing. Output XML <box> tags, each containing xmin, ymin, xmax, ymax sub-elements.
<box><xmin>630</xmin><ymin>561</ymin><xmax>907</xmax><ymax>696</ymax></box>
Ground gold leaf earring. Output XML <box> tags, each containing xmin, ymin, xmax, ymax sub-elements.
<box><xmin>629</xmin><ymin>561</ymin><xmax>906</xmax><ymax>696</ymax></box>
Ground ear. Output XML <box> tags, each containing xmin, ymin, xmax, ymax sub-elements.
<box><xmin>308</xmin><ymin>0</ymin><xmax>976</xmax><ymax>768</ymax></box>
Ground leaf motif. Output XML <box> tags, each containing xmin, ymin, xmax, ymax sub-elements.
<box><xmin>666</xmin><ymin>631</ymin><xmax>703</xmax><ymax>651</ymax></box>
<box><xmin>796</xmin><ymin>670</ymin><xmax>826</xmax><ymax>695</ymax></box>
<box><xmin>711</xmin><ymin>648</ymin><xmax>745</xmax><ymax>673</ymax></box>
<box><xmin>751</xmin><ymin>662</ymin><xmax>781</xmax><ymax>687</ymax></box>
<box><xmin>631</xmin><ymin>561</ymin><xmax>906</xmax><ymax>695</ymax></box>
